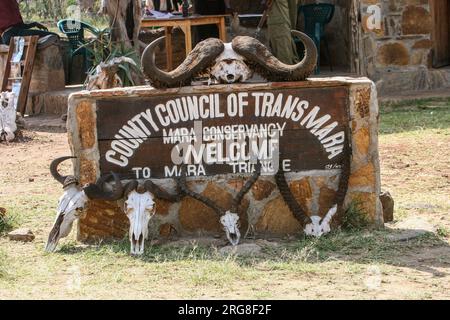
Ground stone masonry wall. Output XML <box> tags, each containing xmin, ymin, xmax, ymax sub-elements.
<box><xmin>67</xmin><ymin>77</ymin><xmax>382</xmax><ymax>242</ymax></box>
<box><xmin>360</xmin><ymin>0</ymin><xmax>450</xmax><ymax>94</ymax></box>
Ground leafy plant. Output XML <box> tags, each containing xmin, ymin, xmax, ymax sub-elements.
<box><xmin>81</xmin><ymin>29</ymin><xmax>143</xmax><ymax>88</ymax></box>
<box><xmin>0</xmin><ymin>209</ymin><xmax>17</xmax><ymax>235</ymax></box>
<box><xmin>342</xmin><ymin>201</ymin><xmax>370</xmax><ymax>231</ymax></box>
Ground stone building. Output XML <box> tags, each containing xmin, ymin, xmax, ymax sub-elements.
<box><xmin>296</xmin><ymin>0</ymin><xmax>450</xmax><ymax>95</ymax></box>
<box><xmin>146</xmin><ymin>0</ymin><xmax>450</xmax><ymax>95</ymax></box>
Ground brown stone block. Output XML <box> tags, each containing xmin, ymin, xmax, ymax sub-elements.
<box><xmin>318</xmin><ymin>187</ymin><xmax>337</xmax><ymax>217</ymax></box>
<box><xmin>354</xmin><ymin>127</ymin><xmax>370</xmax><ymax>156</ymax></box>
<box><xmin>227</xmin><ymin>178</ymin><xmax>244</xmax><ymax>191</ymax></box>
<box><xmin>256</xmin><ymin>196</ymin><xmax>302</xmax><ymax>235</ymax></box>
<box><xmin>349</xmin><ymin>163</ymin><xmax>376</xmax><ymax>188</ymax></box>
<box><xmin>380</xmin><ymin>191</ymin><xmax>395</xmax><ymax>223</ymax></box>
<box><xmin>355</xmin><ymin>87</ymin><xmax>371</xmax><ymax>119</ymax></box>
<box><xmin>289</xmin><ymin>178</ymin><xmax>313</xmax><ymax>213</ymax></box>
<box><xmin>79</xmin><ymin>155</ymin><xmax>97</xmax><ymax>185</ymax></box>
<box><xmin>155</xmin><ymin>198</ymin><xmax>172</xmax><ymax>216</ymax></box>
<box><xmin>377</xmin><ymin>42</ymin><xmax>410</xmax><ymax>66</ymax></box>
<box><xmin>412</xmin><ymin>39</ymin><xmax>433</xmax><ymax>49</ymax></box>
<box><xmin>76</xmin><ymin>101</ymin><xmax>96</xmax><ymax>149</ymax></box>
<box><xmin>179</xmin><ymin>182</ymin><xmax>248</xmax><ymax>233</ymax></box>
<box><xmin>402</xmin><ymin>6</ymin><xmax>432</xmax><ymax>35</ymax></box>
<box><xmin>346</xmin><ymin>192</ymin><xmax>377</xmax><ymax>222</ymax></box>
<box><xmin>252</xmin><ymin>179</ymin><xmax>276</xmax><ymax>201</ymax></box>
<box><xmin>79</xmin><ymin>200</ymin><xmax>128</xmax><ymax>242</ymax></box>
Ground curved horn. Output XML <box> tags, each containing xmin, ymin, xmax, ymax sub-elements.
<box><xmin>142</xmin><ymin>37</ymin><xmax>225</xmax><ymax>88</ymax></box>
<box><xmin>83</xmin><ymin>173</ymin><xmax>124</xmax><ymax>201</ymax></box>
<box><xmin>275</xmin><ymin>158</ymin><xmax>312</xmax><ymax>226</ymax></box>
<box><xmin>231</xmin><ymin>163</ymin><xmax>261</xmax><ymax>213</ymax></box>
<box><xmin>124</xmin><ymin>180</ymin><xmax>139</xmax><ymax>197</ymax></box>
<box><xmin>232</xmin><ymin>30</ymin><xmax>318</xmax><ymax>82</ymax></box>
<box><xmin>50</xmin><ymin>156</ymin><xmax>76</xmax><ymax>185</ymax></box>
<box><xmin>177</xmin><ymin>166</ymin><xmax>225</xmax><ymax>216</ymax></box>
<box><xmin>144</xmin><ymin>180</ymin><xmax>184</xmax><ymax>203</ymax></box>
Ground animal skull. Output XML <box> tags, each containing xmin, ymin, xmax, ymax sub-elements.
<box><xmin>142</xmin><ymin>30</ymin><xmax>318</xmax><ymax>88</ymax></box>
<box><xmin>0</xmin><ymin>92</ymin><xmax>17</xmax><ymax>142</ymax></box>
<box><xmin>124</xmin><ymin>190</ymin><xmax>156</xmax><ymax>255</ymax></box>
<box><xmin>86</xmin><ymin>57</ymin><xmax>137</xmax><ymax>91</ymax></box>
<box><xmin>304</xmin><ymin>205</ymin><xmax>337</xmax><ymax>237</ymax></box>
<box><xmin>210</xmin><ymin>43</ymin><xmax>253</xmax><ymax>84</ymax></box>
<box><xmin>220</xmin><ymin>211</ymin><xmax>241</xmax><ymax>246</ymax></box>
<box><xmin>46</xmin><ymin>182</ymin><xmax>88</xmax><ymax>252</ymax></box>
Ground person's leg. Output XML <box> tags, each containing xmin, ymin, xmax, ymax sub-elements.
<box><xmin>2</xmin><ymin>26</ymin><xmax>58</xmax><ymax>46</ymax></box>
<box><xmin>268</xmin><ymin>0</ymin><xmax>298</xmax><ymax>64</ymax></box>
<box><xmin>288</xmin><ymin>0</ymin><xmax>298</xmax><ymax>30</ymax></box>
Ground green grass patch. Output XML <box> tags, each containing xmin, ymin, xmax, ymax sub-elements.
<box><xmin>0</xmin><ymin>210</ymin><xmax>18</xmax><ymax>235</ymax></box>
<box><xmin>380</xmin><ymin>98</ymin><xmax>450</xmax><ymax>134</ymax></box>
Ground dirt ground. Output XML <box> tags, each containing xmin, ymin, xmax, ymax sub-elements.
<box><xmin>0</xmin><ymin>102</ymin><xmax>449</xmax><ymax>300</ymax></box>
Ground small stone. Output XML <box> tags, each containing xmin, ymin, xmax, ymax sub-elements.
<box><xmin>28</xmin><ymin>178</ymin><xmax>34</xmax><ymax>182</ymax></box>
<box><xmin>7</xmin><ymin>228</ymin><xmax>35</xmax><ymax>242</ymax></box>
<box><xmin>380</xmin><ymin>191</ymin><xmax>394</xmax><ymax>222</ymax></box>
<box><xmin>219</xmin><ymin>243</ymin><xmax>262</xmax><ymax>256</ymax></box>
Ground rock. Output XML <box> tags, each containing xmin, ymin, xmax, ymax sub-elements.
<box><xmin>380</xmin><ymin>191</ymin><xmax>394</xmax><ymax>222</ymax></box>
<box><xmin>256</xmin><ymin>196</ymin><xmax>302</xmax><ymax>235</ymax></box>
<box><xmin>386</xmin><ymin>216</ymin><xmax>435</xmax><ymax>242</ymax></box>
<box><xmin>219</xmin><ymin>243</ymin><xmax>262</xmax><ymax>256</ymax></box>
<box><xmin>377</xmin><ymin>42</ymin><xmax>410</xmax><ymax>66</ymax></box>
<box><xmin>251</xmin><ymin>179</ymin><xmax>276</xmax><ymax>201</ymax></box>
<box><xmin>402</xmin><ymin>5</ymin><xmax>432</xmax><ymax>35</ymax></box>
<box><xmin>387</xmin><ymin>229</ymin><xmax>430</xmax><ymax>242</ymax></box>
<box><xmin>7</xmin><ymin>228</ymin><xmax>35</xmax><ymax>242</ymax></box>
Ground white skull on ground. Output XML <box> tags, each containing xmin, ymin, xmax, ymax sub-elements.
<box><xmin>46</xmin><ymin>182</ymin><xmax>88</xmax><ymax>252</ymax></box>
<box><xmin>210</xmin><ymin>43</ymin><xmax>253</xmax><ymax>84</ymax></box>
<box><xmin>46</xmin><ymin>157</ymin><xmax>124</xmax><ymax>252</ymax></box>
<box><xmin>304</xmin><ymin>205</ymin><xmax>337</xmax><ymax>237</ymax></box>
<box><xmin>124</xmin><ymin>190</ymin><xmax>156</xmax><ymax>255</ymax></box>
<box><xmin>0</xmin><ymin>92</ymin><xmax>17</xmax><ymax>142</ymax></box>
<box><xmin>221</xmin><ymin>211</ymin><xmax>241</xmax><ymax>246</ymax></box>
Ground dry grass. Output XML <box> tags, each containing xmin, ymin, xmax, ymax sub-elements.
<box><xmin>0</xmin><ymin>100</ymin><xmax>449</xmax><ymax>299</ymax></box>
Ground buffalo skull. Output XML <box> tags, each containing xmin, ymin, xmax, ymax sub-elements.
<box><xmin>142</xmin><ymin>30</ymin><xmax>318</xmax><ymax>88</ymax></box>
<box><xmin>122</xmin><ymin>180</ymin><xmax>184</xmax><ymax>255</ymax></box>
<box><xmin>45</xmin><ymin>156</ymin><xmax>123</xmax><ymax>252</ymax></box>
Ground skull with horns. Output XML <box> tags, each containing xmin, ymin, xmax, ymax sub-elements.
<box><xmin>122</xmin><ymin>179</ymin><xmax>184</xmax><ymax>255</ymax></box>
<box><xmin>46</xmin><ymin>156</ymin><xmax>184</xmax><ymax>255</ymax></box>
<box><xmin>45</xmin><ymin>157</ymin><xmax>124</xmax><ymax>252</ymax></box>
<box><xmin>141</xmin><ymin>30</ymin><xmax>318</xmax><ymax>88</ymax></box>
<box><xmin>177</xmin><ymin>163</ymin><xmax>261</xmax><ymax>246</ymax></box>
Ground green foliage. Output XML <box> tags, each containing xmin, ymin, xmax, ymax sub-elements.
<box><xmin>0</xmin><ymin>211</ymin><xmax>17</xmax><ymax>235</ymax></box>
<box><xmin>342</xmin><ymin>201</ymin><xmax>370</xmax><ymax>231</ymax></box>
<box><xmin>80</xmin><ymin>28</ymin><xmax>143</xmax><ymax>88</ymax></box>
<box><xmin>436</xmin><ymin>226</ymin><xmax>449</xmax><ymax>238</ymax></box>
<box><xmin>380</xmin><ymin>98</ymin><xmax>450</xmax><ymax>134</ymax></box>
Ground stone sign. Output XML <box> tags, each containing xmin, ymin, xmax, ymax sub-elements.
<box><xmin>97</xmin><ymin>86</ymin><xmax>349</xmax><ymax>179</ymax></box>
<box><xmin>67</xmin><ymin>79</ymin><xmax>383</xmax><ymax>241</ymax></box>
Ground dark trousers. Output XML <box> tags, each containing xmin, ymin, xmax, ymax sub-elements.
<box><xmin>2</xmin><ymin>25</ymin><xmax>57</xmax><ymax>45</ymax></box>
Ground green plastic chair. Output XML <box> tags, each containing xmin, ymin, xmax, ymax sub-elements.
<box><xmin>297</xmin><ymin>3</ymin><xmax>335</xmax><ymax>74</ymax></box>
<box><xmin>57</xmin><ymin>19</ymin><xmax>102</xmax><ymax>82</ymax></box>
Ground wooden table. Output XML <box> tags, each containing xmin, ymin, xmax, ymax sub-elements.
<box><xmin>141</xmin><ymin>14</ymin><xmax>229</xmax><ymax>71</ymax></box>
